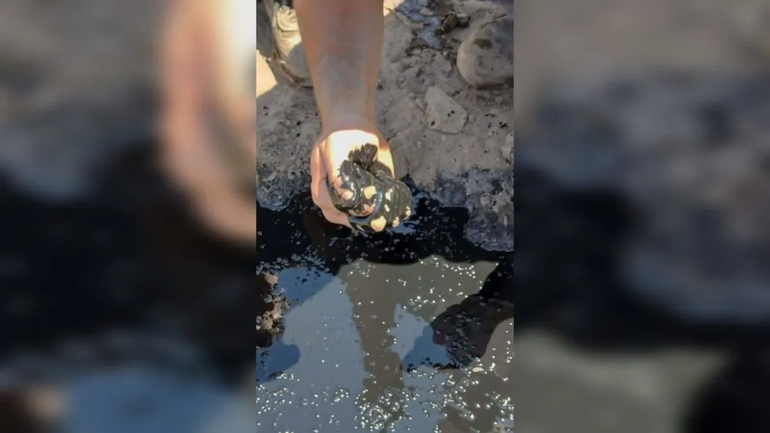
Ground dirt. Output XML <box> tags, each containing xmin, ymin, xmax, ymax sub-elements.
<box><xmin>256</xmin><ymin>0</ymin><xmax>513</xmax><ymax>252</ymax></box>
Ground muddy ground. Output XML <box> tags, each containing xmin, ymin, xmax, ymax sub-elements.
<box><xmin>256</xmin><ymin>0</ymin><xmax>514</xmax><ymax>252</ymax></box>
<box><xmin>256</xmin><ymin>191</ymin><xmax>513</xmax><ymax>432</ymax></box>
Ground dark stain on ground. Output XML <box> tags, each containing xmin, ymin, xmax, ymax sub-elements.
<box><xmin>257</xmin><ymin>178</ymin><xmax>513</xmax><ymax>431</ymax></box>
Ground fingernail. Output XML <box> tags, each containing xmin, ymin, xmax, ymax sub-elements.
<box><xmin>363</xmin><ymin>185</ymin><xmax>377</xmax><ymax>200</ymax></box>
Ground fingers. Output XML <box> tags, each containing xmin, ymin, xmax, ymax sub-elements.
<box><xmin>311</xmin><ymin>146</ymin><xmax>352</xmax><ymax>229</ymax></box>
<box><xmin>322</xmin><ymin>130</ymin><xmax>382</xmax><ymax>199</ymax></box>
<box><xmin>346</xmin><ymin>170</ymin><xmax>413</xmax><ymax>232</ymax></box>
<box><xmin>311</xmin><ymin>129</ymin><xmax>412</xmax><ymax>232</ymax></box>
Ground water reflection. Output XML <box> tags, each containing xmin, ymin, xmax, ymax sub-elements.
<box><xmin>257</xmin><ymin>186</ymin><xmax>513</xmax><ymax>432</ymax></box>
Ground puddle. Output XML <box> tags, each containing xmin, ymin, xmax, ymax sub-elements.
<box><xmin>0</xmin><ymin>143</ymin><xmax>512</xmax><ymax>432</ymax></box>
<box><xmin>257</xmin><ymin>190</ymin><xmax>513</xmax><ymax>432</ymax></box>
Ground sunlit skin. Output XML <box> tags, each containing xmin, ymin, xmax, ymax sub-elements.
<box><xmin>295</xmin><ymin>0</ymin><xmax>396</xmax><ymax>231</ymax></box>
<box><xmin>159</xmin><ymin>0</ymin><xmax>256</xmax><ymax>244</ymax></box>
<box><xmin>160</xmin><ymin>0</ymin><xmax>396</xmax><ymax>242</ymax></box>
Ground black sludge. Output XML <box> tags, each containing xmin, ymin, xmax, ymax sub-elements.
<box><xmin>326</xmin><ymin>143</ymin><xmax>413</xmax><ymax>232</ymax></box>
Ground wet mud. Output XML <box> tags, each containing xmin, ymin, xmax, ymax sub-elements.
<box><xmin>329</xmin><ymin>144</ymin><xmax>413</xmax><ymax>233</ymax></box>
<box><xmin>257</xmin><ymin>186</ymin><xmax>513</xmax><ymax>432</ymax></box>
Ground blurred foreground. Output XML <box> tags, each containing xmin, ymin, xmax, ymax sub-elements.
<box><xmin>1</xmin><ymin>0</ymin><xmax>256</xmax><ymax>431</ymax></box>
<box><xmin>516</xmin><ymin>0</ymin><xmax>770</xmax><ymax>431</ymax></box>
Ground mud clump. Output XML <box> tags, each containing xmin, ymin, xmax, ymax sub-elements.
<box><xmin>256</xmin><ymin>274</ymin><xmax>286</xmax><ymax>347</ymax></box>
<box><xmin>328</xmin><ymin>144</ymin><xmax>414</xmax><ymax>232</ymax></box>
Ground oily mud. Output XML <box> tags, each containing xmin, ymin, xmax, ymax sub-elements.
<box><xmin>327</xmin><ymin>144</ymin><xmax>414</xmax><ymax>233</ymax></box>
<box><xmin>256</xmin><ymin>189</ymin><xmax>513</xmax><ymax>432</ymax></box>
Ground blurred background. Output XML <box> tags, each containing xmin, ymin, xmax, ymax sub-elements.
<box><xmin>3</xmin><ymin>0</ymin><xmax>770</xmax><ymax>431</ymax></box>
<box><xmin>516</xmin><ymin>0</ymin><xmax>770</xmax><ymax>432</ymax></box>
<box><xmin>0</xmin><ymin>0</ymin><xmax>255</xmax><ymax>432</ymax></box>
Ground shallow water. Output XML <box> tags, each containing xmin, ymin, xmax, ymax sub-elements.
<box><xmin>257</xmin><ymin>190</ymin><xmax>513</xmax><ymax>432</ymax></box>
<box><xmin>0</xmin><ymin>144</ymin><xmax>512</xmax><ymax>432</ymax></box>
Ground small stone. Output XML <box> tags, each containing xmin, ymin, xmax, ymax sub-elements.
<box><xmin>456</xmin><ymin>13</ymin><xmax>470</xmax><ymax>28</ymax></box>
<box><xmin>502</xmin><ymin>133</ymin><xmax>513</xmax><ymax>162</ymax></box>
<box><xmin>420</xmin><ymin>7</ymin><xmax>434</xmax><ymax>16</ymax></box>
<box><xmin>415</xmin><ymin>97</ymin><xmax>426</xmax><ymax>111</ymax></box>
<box><xmin>425</xmin><ymin>86</ymin><xmax>468</xmax><ymax>134</ymax></box>
<box><xmin>437</xmin><ymin>13</ymin><xmax>459</xmax><ymax>34</ymax></box>
<box><xmin>471</xmin><ymin>366</ymin><xmax>485</xmax><ymax>373</ymax></box>
<box><xmin>457</xmin><ymin>15</ymin><xmax>513</xmax><ymax>88</ymax></box>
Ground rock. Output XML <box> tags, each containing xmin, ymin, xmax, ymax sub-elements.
<box><xmin>456</xmin><ymin>13</ymin><xmax>471</xmax><ymax>28</ymax></box>
<box><xmin>457</xmin><ymin>15</ymin><xmax>514</xmax><ymax>88</ymax></box>
<box><xmin>425</xmin><ymin>86</ymin><xmax>468</xmax><ymax>134</ymax></box>
<box><xmin>502</xmin><ymin>133</ymin><xmax>513</xmax><ymax>162</ymax></box>
<box><xmin>437</xmin><ymin>12</ymin><xmax>470</xmax><ymax>34</ymax></box>
<box><xmin>420</xmin><ymin>7</ymin><xmax>434</xmax><ymax>16</ymax></box>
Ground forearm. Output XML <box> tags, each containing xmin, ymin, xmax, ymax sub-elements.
<box><xmin>294</xmin><ymin>0</ymin><xmax>384</xmax><ymax>129</ymax></box>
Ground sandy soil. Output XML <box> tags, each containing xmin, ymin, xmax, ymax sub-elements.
<box><xmin>256</xmin><ymin>0</ymin><xmax>514</xmax><ymax>252</ymax></box>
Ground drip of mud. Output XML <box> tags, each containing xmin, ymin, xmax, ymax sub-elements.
<box><xmin>257</xmin><ymin>190</ymin><xmax>513</xmax><ymax>433</ymax></box>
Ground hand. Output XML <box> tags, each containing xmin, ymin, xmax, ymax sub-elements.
<box><xmin>310</xmin><ymin>119</ymin><xmax>412</xmax><ymax>232</ymax></box>
<box><xmin>159</xmin><ymin>0</ymin><xmax>256</xmax><ymax>245</ymax></box>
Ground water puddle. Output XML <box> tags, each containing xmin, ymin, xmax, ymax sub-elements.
<box><xmin>0</xmin><ymin>144</ymin><xmax>513</xmax><ymax>432</ymax></box>
<box><xmin>257</xmin><ymin>191</ymin><xmax>513</xmax><ymax>432</ymax></box>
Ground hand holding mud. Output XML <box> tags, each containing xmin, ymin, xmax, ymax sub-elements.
<box><xmin>310</xmin><ymin>128</ymin><xmax>413</xmax><ymax>232</ymax></box>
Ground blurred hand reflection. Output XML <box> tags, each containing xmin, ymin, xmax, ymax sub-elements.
<box><xmin>159</xmin><ymin>0</ymin><xmax>256</xmax><ymax>245</ymax></box>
